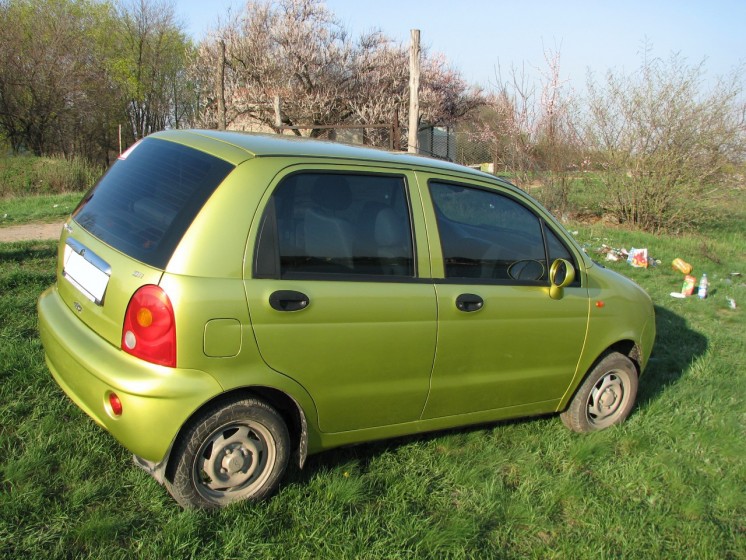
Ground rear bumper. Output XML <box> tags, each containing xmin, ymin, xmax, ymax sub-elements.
<box><xmin>133</xmin><ymin>454</ymin><xmax>167</xmax><ymax>485</ymax></box>
<box><xmin>38</xmin><ymin>285</ymin><xmax>224</xmax><ymax>463</ymax></box>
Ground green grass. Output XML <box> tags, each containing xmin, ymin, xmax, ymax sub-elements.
<box><xmin>1</xmin><ymin>188</ymin><xmax>745</xmax><ymax>558</ymax></box>
<box><xmin>0</xmin><ymin>193</ymin><xmax>82</xmax><ymax>226</ymax></box>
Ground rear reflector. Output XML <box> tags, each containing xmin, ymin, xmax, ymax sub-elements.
<box><xmin>108</xmin><ymin>393</ymin><xmax>123</xmax><ymax>416</ymax></box>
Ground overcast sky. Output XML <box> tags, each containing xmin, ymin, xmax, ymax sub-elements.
<box><xmin>177</xmin><ymin>0</ymin><xmax>746</xmax><ymax>92</ymax></box>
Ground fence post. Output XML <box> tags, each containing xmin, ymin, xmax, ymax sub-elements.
<box><xmin>392</xmin><ymin>108</ymin><xmax>401</xmax><ymax>151</ymax></box>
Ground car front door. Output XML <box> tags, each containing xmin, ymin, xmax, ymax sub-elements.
<box><xmin>420</xmin><ymin>178</ymin><xmax>590</xmax><ymax>419</ymax></box>
<box><xmin>245</xmin><ymin>169</ymin><xmax>437</xmax><ymax>433</ymax></box>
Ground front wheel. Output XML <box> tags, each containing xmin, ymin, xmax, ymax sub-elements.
<box><xmin>560</xmin><ymin>352</ymin><xmax>638</xmax><ymax>433</ymax></box>
<box><xmin>166</xmin><ymin>397</ymin><xmax>290</xmax><ymax>509</ymax></box>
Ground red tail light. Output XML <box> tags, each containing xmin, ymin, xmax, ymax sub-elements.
<box><xmin>122</xmin><ymin>285</ymin><xmax>176</xmax><ymax>367</ymax></box>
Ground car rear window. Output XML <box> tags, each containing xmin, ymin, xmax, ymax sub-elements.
<box><xmin>73</xmin><ymin>138</ymin><xmax>234</xmax><ymax>269</ymax></box>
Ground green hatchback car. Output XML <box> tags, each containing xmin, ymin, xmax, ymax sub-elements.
<box><xmin>38</xmin><ymin>130</ymin><xmax>655</xmax><ymax>508</ymax></box>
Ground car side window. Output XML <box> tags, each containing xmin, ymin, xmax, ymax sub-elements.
<box><xmin>430</xmin><ymin>181</ymin><xmax>552</xmax><ymax>282</ymax></box>
<box><xmin>545</xmin><ymin>225</ymin><xmax>572</xmax><ymax>263</ymax></box>
<box><xmin>255</xmin><ymin>172</ymin><xmax>414</xmax><ymax>278</ymax></box>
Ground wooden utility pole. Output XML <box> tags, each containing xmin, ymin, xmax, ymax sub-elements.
<box><xmin>408</xmin><ymin>29</ymin><xmax>421</xmax><ymax>153</ymax></box>
<box><xmin>273</xmin><ymin>95</ymin><xmax>283</xmax><ymax>130</ymax></box>
<box><xmin>217</xmin><ymin>39</ymin><xmax>227</xmax><ymax>130</ymax></box>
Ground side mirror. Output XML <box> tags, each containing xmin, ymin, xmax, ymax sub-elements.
<box><xmin>548</xmin><ymin>259</ymin><xmax>576</xmax><ymax>300</ymax></box>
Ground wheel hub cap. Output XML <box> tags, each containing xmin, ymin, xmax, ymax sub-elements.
<box><xmin>221</xmin><ymin>446</ymin><xmax>253</xmax><ymax>475</ymax></box>
<box><xmin>587</xmin><ymin>372</ymin><xmax>627</xmax><ymax>427</ymax></box>
<box><xmin>599</xmin><ymin>387</ymin><xmax>618</xmax><ymax>410</ymax></box>
<box><xmin>195</xmin><ymin>423</ymin><xmax>273</xmax><ymax>499</ymax></box>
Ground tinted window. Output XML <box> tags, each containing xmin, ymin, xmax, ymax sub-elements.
<box><xmin>430</xmin><ymin>181</ymin><xmax>548</xmax><ymax>282</ymax></box>
<box><xmin>546</xmin><ymin>226</ymin><xmax>573</xmax><ymax>263</ymax></box>
<box><xmin>73</xmin><ymin>138</ymin><xmax>234</xmax><ymax>269</ymax></box>
<box><xmin>256</xmin><ymin>173</ymin><xmax>414</xmax><ymax>278</ymax></box>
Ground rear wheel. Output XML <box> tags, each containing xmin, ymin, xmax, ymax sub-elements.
<box><xmin>560</xmin><ymin>352</ymin><xmax>638</xmax><ymax>433</ymax></box>
<box><xmin>166</xmin><ymin>397</ymin><xmax>290</xmax><ymax>509</ymax></box>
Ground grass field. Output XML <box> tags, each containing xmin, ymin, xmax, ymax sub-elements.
<box><xmin>0</xmin><ymin>185</ymin><xmax>744</xmax><ymax>559</ymax></box>
<box><xmin>0</xmin><ymin>155</ymin><xmax>102</xmax><ymax>199</ymax></box>
<box><xmin>0</xmin><ymin>153</ymin><xmax>98</xmax><ymax>227</ymax></box>
<box><xmin>0</xmin><ymin>192</ymin><xmax>81</xmax><ymax>226</ymax></box>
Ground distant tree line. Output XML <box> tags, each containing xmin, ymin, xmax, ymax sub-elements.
<box><xmin>1</xmin><ymin>0</ymin><xmax>743</xmax><ymax>231</ymax></box>
<box><xmin>194</xmin><ymin>0</ymin><xmax>481</xmax><ymax>137</ymax></box>
<box><xmin>0</xmin><ymin>0</ymin><xmax>480</xmax><ymax>165</ymax></box>
<box><xmin>465</xmin><ymin>45</ymin><xmax>745</xmax><ymax>230</ymax></box>
<box><xmin>0</xmin><ymin>0</ymin><xmax>190</xmax><ymax>163</ymax></box>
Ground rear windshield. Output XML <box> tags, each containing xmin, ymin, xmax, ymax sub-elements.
<box><xmin>73</xmin><ymin>138</ymin><xmax>234</xmax><ymax>269</ymax></box>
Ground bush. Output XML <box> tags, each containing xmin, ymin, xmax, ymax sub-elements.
<box><xmin>0</xmin><ymin>155</ymin><xmax>104</xmax><ymax>197</ymax></box>
<box><xmin>583</xmin><ymin>53</ymin><xmax>745</xmax><ymax>232</ymax></box>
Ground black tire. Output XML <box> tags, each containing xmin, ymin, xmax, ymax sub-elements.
<box><xmin>560</xmin><ymin>352</ymin><xmax>638</xmax><ymax>433</ymax></box>
<box><xmin>165</xmin><ymin>397</ymin><xmax>290</xmax><ymax>509</ymax></box>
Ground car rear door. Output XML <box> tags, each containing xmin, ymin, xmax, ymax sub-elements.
<box><xmin>244</xmin><ymin>167</ymin><xmax>437</xmax><ymax>433</ymax></box>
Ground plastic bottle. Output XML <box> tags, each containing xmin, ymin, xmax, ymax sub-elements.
<box><xmin>698</xmin><ymin>273</ymin><xmax>708</xmax><ymax>299</ymax></box>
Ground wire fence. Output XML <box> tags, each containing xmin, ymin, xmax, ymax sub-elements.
<box><xmin>275</xmin><ymin>124</ymin><xmax>497</xmax><ymax>174</ymax></box>
<box><xmin>276</xmin><ymin>124</ymin><xmax>400</xmax><ymax>151</ymax></box>
<box><xmin>417</xmin><ymin>128</ymin><xmax>496</xmax><ymax>172</ymax></box>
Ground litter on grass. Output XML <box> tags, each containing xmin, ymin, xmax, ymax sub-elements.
<box><xmin>628</xmin><ymin>248</ymin><xmax>649</xmax><ymax>268</ymax></box>
<box><xmin>681</xmin><ymin>275</ymin><xmax>697</xmax><ymax>296</ymax></box>
<box><xmin>672</xmin><ymin>258</ymin><xmax>692</xmax><ymax>274</ymax></box>
<box><xmin>598</xmin><ymin>244</ymin><xmax>626</xmax><ymax>262</ymax></box>
<box><xmin>596</xmin><ymin>244</ymin><xmax>659</xmax><ymax>268</ymax></box>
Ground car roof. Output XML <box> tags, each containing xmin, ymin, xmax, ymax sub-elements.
<box><xmin>150</xmin><ymin>128</ymin><xmax>499</xmax><ymax>181</ymax></box>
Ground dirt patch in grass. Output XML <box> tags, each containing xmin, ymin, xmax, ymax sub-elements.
<box><xmin>0</xmin><ymin>222</ymin><xmax>63</xmax><ymax>242</ymax></box>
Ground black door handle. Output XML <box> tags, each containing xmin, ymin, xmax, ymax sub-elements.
<box><xmin>456</xmin><ymin>293</ymin><xmax>484</xmax><ymax>312</ymax></box>
<box><xmin>269</xmin><ymin>290</ymin><xmax>310</xmax><ymax>312</ymax></box>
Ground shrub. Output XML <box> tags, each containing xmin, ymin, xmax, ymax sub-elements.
<box><xmin>0</xmin><ymin>155</ymin><xmax>104</xmax><ymax>197</ymax></box>
<box><xmin>583</xmin><ymin>53</ymin><xmax>745</xmax><ymax>232</ymax></box>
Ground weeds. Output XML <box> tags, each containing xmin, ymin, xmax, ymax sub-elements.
<box><xmin>0</xmin><ymin>155</ymin><xmax>103</xmax><ymax>197</ymax></box>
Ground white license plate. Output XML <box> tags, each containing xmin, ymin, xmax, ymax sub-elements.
<box><xmin>63</xmin><ymin>240</ymin><xmax>111</xmax><ymax>305</ymax></box>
